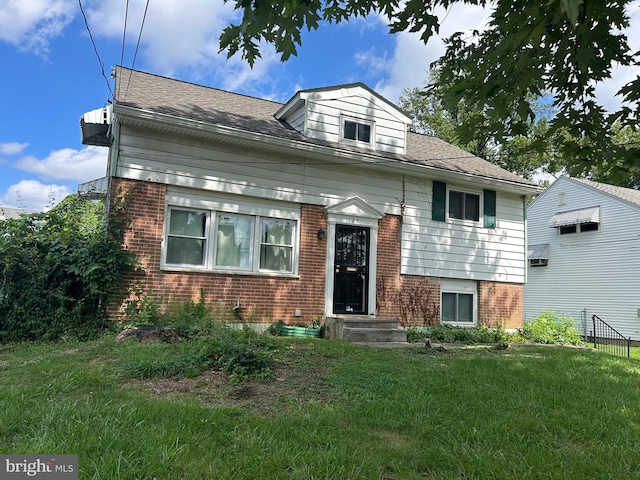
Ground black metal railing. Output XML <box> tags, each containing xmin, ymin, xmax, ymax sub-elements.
<box><xmin>591</xmin><ymin>315</ymin><xmax>631</xmax><ymax>358</ymax></box>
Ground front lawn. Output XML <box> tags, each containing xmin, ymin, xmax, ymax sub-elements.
<box><xmin>1</xmin><ymin>337</ymin><xmax>640</xmax><ymax>479</ymax></box>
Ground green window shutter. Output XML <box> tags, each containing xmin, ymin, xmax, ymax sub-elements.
<box><xmin>483</xmin><ymin>189</ymin><xmax>497</xmax><ymax>228</ymax></box>
<box><xmin>432</xmin><ymin>181</ymin><xmax>446</xmax><ymax>222</ymax></box>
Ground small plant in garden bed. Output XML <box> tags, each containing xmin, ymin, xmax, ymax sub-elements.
<box><xmin>407</xmin><ymin>324</ymin><xmax>509</xmax><ymax>344</ymax></box>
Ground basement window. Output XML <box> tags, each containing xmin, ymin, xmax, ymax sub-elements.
<box><xmin>440</xmin><ymin>279</ymin><xmax>477</xmax><ymax>325</ymax></box>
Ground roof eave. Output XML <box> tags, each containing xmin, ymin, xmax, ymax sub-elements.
<box><xmin>114</xmin><ymin>104</ymin><xmax>541</xmax><ymax>195</ymax></box>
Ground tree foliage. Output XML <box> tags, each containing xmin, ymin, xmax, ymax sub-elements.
<box><xmin>0</xmin><ymin>194</ymin><xmax>137</xmax><ymax>341</ymax></box>
<box><xmin>220</xmin><ymin>0</ymin><xmax>640</xmax><ymax>176</ymax></box>
<box><xmin>399</xmin><ymin>70</ymin><xmax>560</xmax><ymax>180</ymax></box>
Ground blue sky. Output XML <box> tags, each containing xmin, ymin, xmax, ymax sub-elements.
<box><xmin>1</xmin><ymin>1</ymin><xmax>638</xmax><ymax>211</ymax></box>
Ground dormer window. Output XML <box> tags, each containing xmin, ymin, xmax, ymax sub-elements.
<box><xmin>342</xmin><ymin>117</ymin><xmax>373</xmax><ymax>146</ymax></box>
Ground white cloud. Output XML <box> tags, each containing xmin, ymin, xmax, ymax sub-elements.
<box><xmin>83</xmin><ymin>0</ymin><xmax>280</xmax><ymax>91</ymax></box>
<box><xmin>594</xmin><ymin>0</ymin><xmax>640</xmax><ymax>113</ymax></box>
<box><xmin>0</xmin><ymin>0</ymin><xmax>75</xmax><ymax>56</ymax></box>
<box><xmin>0</xmin><ymin>142</ymin><xmax>29</xmax><ymax>155</ymax></box>
<box><xmin>14</xmin><ymin>146</ymin><xmax>108</xmax><ymax>182</ymax></box>
<box><xmin>1</xmin><ymin>180</ymin><xmax>71</xmax><ymax>211</ymax></box>
<box><xmin>372</xmin><ymin>1</ymin><xmax>639</xmax><ymax>113</ymax></box>
<box><xmin>363</xmin><ymin>4</ymin><xmax>491</xmax><ymax>103</ymax></box>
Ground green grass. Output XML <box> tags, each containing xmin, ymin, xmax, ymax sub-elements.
<box><xmin>2</xmin><ymin>338</ymin><xmax>640</xmax><ymax>479</ymax></box>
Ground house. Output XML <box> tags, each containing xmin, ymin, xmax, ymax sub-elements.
<box><xmin>0</xmin><ymin>207</ymin><xmax>38</xmax><ymax>220</ymax></box>
<box><xmin>525</xmin><ymin>175</ymin><xmax>640</xmax><ymax>340</ymax></box>
<box><xmin>79</xmin><ymin>67</ymin><xmax>539</xmax><ymax>331</ymax></box>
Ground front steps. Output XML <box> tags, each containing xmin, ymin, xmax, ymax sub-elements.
<box><xmin>324</xmin><ymin>316</ymin><xmax>408</xmax><ymax>344</ymax></box>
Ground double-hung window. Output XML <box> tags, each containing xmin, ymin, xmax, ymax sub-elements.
<box><xmin>432</xmin><ymin>181</ymin><xmax>496</xmax><ymax>228</ymax></box>
<box><xmin>260</xmin><ymin>219</ymin><xmax>294</xmax><ymax>272</ymax></box>
<box><xmin>166</xmin><ymin>210</ymin><xmax>208</xmax><ymax>265</ymax></box>
<box><xmin>342</xmin><ymin>117</ymin><xmax>373</xmax><ymax>146</ymax></box>
<box><xmin>448</xmin><ymin>190</ymin><xmax>480</xmax><ymax>222</ymax></box>
<box><xmin>163</xmin><ymin>197</ymin><xmax>298</xmax><ymax>274</ymax></box>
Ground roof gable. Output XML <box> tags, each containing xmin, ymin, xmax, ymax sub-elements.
<box><xmin>275</xmin><ymin>83</ymin><xmax>412</xmax><ymax>156</ymax></box>
<box><xmin>530</xmin><ymin>176</ymin><xmax>640</xmax><ymax>212</ymax></box>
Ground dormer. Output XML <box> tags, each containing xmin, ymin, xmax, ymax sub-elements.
<box><xmin>275</xmin><ymin>83</ymin><xmax>412</xmax><ymax>156</ymax></box>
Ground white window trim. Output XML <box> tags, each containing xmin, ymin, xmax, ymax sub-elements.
<box><xmin>161</xmin><ymin>194</ymin><xmax>300</xmax><ymax>276</ymax></box>
<box><xmin>340</xmin><ymin>115</ymin><xmax>375</xmax><ymax>149</ymax></box>
<box><xmin>440</xmin><ymin>279</ymin><xmax>477</xmax><ymax>326</ymax></box>
<box><xmin>447</xmin><ymin>187</ymin><xmax>483</xmax><ymax>225</ymax></box>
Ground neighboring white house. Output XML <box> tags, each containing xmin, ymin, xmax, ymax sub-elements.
<box><xmin>0</xmin><ymin>207</ymin><xmax>38</xmax><ymax>220</ymax></box>
<box><xmin>525</xmin><ymin>175</ymin><xmax>640</xmax><ymax>339</ymax></box>
<box><xmin>79</xmin><ymin>67</ymin><xmax>539</xmax><ymax>328</ymax></box>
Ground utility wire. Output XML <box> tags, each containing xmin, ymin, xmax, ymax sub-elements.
<box><xmin>120</xmin><ymin>0</ymin><xmax>130</xmax><ymax>66</ymax></box>
<box><xmin>122</xmin><ymin>0</ymin><xmax>150</xmax><ymax>102</ymax></box>
<box><xmin>78</xmin><ymin>0</ymin><xmax>114</xmax><ymax>100</ymax></box>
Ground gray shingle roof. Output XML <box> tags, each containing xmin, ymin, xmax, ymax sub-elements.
<box><xmin>570</xmin><ymin>177</ymin><xmax>640</xmax><ymax>207</ymax></box>
<box><xmin>113</xmin><ymin>66</ymin><xmax>535</xmax><ymax>187</ymax></box>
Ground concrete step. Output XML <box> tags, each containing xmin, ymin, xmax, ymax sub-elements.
<box><xmin>340</xmin><ymin>318</ymin><xmax>399</xmax><ymax>329</ymax></box>
<box><xmin>343</xmin><ymin>327</ymin><xmax>408</xmax><ymax>343</ymax></box>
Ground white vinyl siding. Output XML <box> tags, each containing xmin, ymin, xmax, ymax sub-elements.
<box><xmin>525</xmin><ymin>177</ymin><xmax>640</xmax><ymax>339</ymax></box>
<box><xmin>401</xmin><ymin>179</ymin><xmax>525</xmax><ymax>283</ymax></box>
<box><xmin>117</xmin><ymin>128</ymin><xmax>526</xmax><ymax>284</ymax></box>
<box><xmin>303</xmin><ymin>93</ymin><xmax>408</xmax><ymax>154</ymax></box>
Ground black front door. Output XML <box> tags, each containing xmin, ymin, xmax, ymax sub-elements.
<box><xmin>333</xmin><ymin>225</ymin><xmax>369</xmax><ymax>314</ymax></box>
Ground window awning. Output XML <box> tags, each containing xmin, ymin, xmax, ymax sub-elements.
<box><xmin>78</xmin><ymin>177</ymin><xmax>108</xmax><ymax>199</ymax></box>
<box><xmin>548</xmin><ymin>206</ymin><xmax>599</xmax><ymax>228</ymax></box>
<box><xmin>528</xmin><ymin>243</ymin><xmax>549</xmax><ymax>260</ymax></box>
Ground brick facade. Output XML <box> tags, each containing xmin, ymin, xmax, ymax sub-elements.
<box><xmin>374</xmin><ymin>213</ymin><xmax>523</xmax><ymax>328</ymax></box>
<box><xmin>109</xmin><ymin>178</ymin><xmax>326</xmax><ymax>324</ymax></box>
<box><xmin>108</xmin><ymin>178</ymin><xmax>523</xmax><ymax>328</ymax></box>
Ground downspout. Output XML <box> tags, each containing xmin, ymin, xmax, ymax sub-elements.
<box><xmin>109</xmin><ymin>120</ymin><xmax>120</xmax><ymax>178</ymax></box>
<box><xmin>523</xmin><ymin>195</ymin><xmax>528</xmax><ymax>284</ymax></box>
<box><xmin>103</xmin><ymin>119</ymin><xmax>120</xmax><ymax>220</ymax></box>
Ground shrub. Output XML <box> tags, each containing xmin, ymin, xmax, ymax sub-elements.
<box><xmin>0</xmin><ymin>194</ymin><xmax>137</xmax><ymax>341</ymax></box>
<box><xmin>119</xmin><ymin>327</ymin><xmax>276</xmax><ymax>382</ymax></box>
<box><xmin>516</xmin><ymin>310</ymin><xmax>583</xmax><ymax>345</ymax></box>
<box><xmin>408</xmin><ymin>324</ymin><xmax>510</xmax><ymax>344</ymax></box>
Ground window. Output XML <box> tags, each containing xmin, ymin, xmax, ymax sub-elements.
<box><xmin>215</xmin><ymin>214</ymin><xmax>252</xmax><ymax>268</ymax></box>
<box><xmin>260</xmin><ymin>219</ymin><xmax>294</xmax><ymax>271</ymax></box>
<box><xmin>559</xmin><ymin>222</ymin><xmax>599</xmax><ymax>235</ymax></box>
<box><xmin>164</xmin><ymin>205</ymin><xmax>297</xmax><ymax>274</ymax></box>
<box><xmin>343</xmin><ymin>119</ymin><xmax>372</xmax><ymax>144</ymax></box>
<box><xmin>440</xmin><ymin>280</ymin><xmax>476</xmax><ymax>325</ymax></box>
<box><xmin>432</xmin><ymin>181</ymin><xmax>495</xmax><ymax>226</ymax></box>
<box><xmin>166</xmin><ymin>210</ymin><xmax>208</xmax><ymax>265</ymax></box>
<box><xmin>449</xmin><ymin>190</ymin><xmax>480</xmax><ymax>222</ymax></box>
<box><xmin>442</xmin><ymin>293</ymin><xmax>474</xmax><ymax>323</ymax></box>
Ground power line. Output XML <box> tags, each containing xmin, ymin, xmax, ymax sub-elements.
<box><xmin>122</xmin><ymin>0</ymin><xmax>150</xmax><ymax>102</ymax></box>
<box><xmin>77</xmin><ymin>0</ymin><xmax>114</xmax><ymax>101</ymax></box>
<box><xmin>120</xmin><ymin>0</ymin><xmax>130</xmax><ymax>66</ymax></box>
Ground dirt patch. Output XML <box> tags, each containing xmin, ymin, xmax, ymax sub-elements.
<box><xmin>121</xmin><ymin>345</ymin><xmax>335</xmax><ymax>416</ymax></box>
